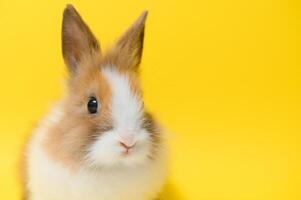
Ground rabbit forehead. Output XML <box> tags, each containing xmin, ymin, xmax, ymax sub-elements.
<box><xmin>102</xmin><ymin>67</ymin><xmax>143</xmax><ymax>131</ymax></box>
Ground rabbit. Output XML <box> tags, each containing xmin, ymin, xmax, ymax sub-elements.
<box><xmin>23</xmin><ymin>4</ymin><xmax>168</xmax><ymax>200</ymax></box>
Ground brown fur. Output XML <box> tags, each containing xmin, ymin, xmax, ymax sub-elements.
<box><xmin>44</xmin><ymin>57</ymin><xmax>113</xmax><ymax>169</ymax></box>
<box><xmin>142</xmin><ymin>112</ymin><xmax>162</xmax><ymax>160</ymax></box>
<box><xmin>62</xmin><ymin>5</ymin><xmax>100</xmax><ymax>73</ymax></box>
<box><xmin>104</xmin><ymin>11</ymin><xmax>147</xmax><ymax>72</ymax></box>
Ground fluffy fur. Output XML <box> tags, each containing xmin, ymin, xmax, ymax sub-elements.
<box><xmin>23</xmin><ymin>4</ymin><xmax>167</xmax><ymax>200</ymax></box>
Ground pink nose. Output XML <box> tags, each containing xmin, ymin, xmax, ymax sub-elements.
<box><xmin>119</xmin><ymin>141</ymin><xmax>136</xmax><ymax>149</ymax></box>
<box><xmin>118</xmin><ymin>136</ymin><xmax>137</xmax><ymax>149</ymax></box>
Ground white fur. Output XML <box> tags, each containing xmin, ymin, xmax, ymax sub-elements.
<box><xmin>102</xmin><ymin>67</ymin><xmax>143</xmax><ymax>132</ymax></box>
<box><xmin>85</xmin><ymin>67</ymin><xmax>150</xmax><ymax>167</ymax></box>
<box><xmin>26</xmin><ymin>70</ymin><xmax>167</xmax><ymax>200</ymax></box>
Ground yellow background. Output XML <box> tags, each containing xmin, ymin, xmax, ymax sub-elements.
<box><xmin>0</xmin><ymin>0</ymin><xmax>299</xmax><ymax>199</ymax></box>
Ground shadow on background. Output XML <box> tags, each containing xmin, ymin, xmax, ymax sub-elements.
<box><xmin>157</xmin><ymin>181</ymin><xmax>184</xmax><ymax>200</ymax></box>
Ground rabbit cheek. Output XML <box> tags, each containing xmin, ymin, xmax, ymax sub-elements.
<box><xmin>86</xmin><ymin>130</ymin><xmax>122</xmax><ymax>167</ymax></box>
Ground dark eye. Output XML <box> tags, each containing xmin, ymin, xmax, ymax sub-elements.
<box><xmin>87</xmin><ymin>97</ymin><xmax>98</xmax><ymax>114</ymax></box>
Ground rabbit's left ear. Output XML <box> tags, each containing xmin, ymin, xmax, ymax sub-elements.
<box><xmin>62</xmin><ymin>4</ymin><xmax>100</xmax><ymax>74</ymax></box>
<box><xmin>110</xmin><ymin>11</ymin><xmax>148</xmax><ymax>71</ymax></box>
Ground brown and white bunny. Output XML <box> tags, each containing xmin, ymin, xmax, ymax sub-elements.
<box><xmin>23</xmin><ymin>4</ymin><xmax>167</xmax><ymax>200</ymax></box>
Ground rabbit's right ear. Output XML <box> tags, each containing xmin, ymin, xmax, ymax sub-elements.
<box><xmin>62</xmin><ymin>4</ymin><xmax>100</xmax><ymax>74</ymax></box>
